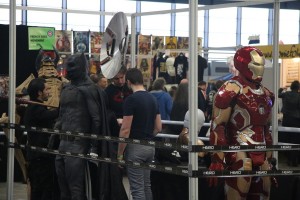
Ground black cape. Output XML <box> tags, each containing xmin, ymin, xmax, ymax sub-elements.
<box><xmin>81</xmin><ymin>84</ymin><xmax>128</xmax><ymax>200</ymax></box>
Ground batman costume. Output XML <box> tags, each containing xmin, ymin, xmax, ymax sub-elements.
<box><xmin>55</xmin><ymin>53</ymin><xmax>127</xmax><ymax>200</ymax></box>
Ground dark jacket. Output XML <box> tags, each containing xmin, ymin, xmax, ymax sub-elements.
<box><xmin>104</xmin><ymin>83</ymin><xmax>132</xmax><ymax>119</ymax></box>
<box><xmin>279</xmin><ymin>90</ymin><xmax>300</xmax><ymax>119</ymax></box>
<box><xmin>24</xmin><ymin>101</ymin><xmax>58</xmax><ymax>160</ymax></box>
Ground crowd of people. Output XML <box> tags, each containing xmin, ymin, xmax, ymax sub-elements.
<box><xmin>3</xmin><ymin>46</ymin><xmax>300</xmax><ymax>200</ymax></box>
<box><xmin>18</xmin><ymin>51</ymin><xmax>218</xmax><ymax>199</ymax></box>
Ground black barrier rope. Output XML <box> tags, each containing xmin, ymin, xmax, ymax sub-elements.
<box><xmin>2</xmin><ymin>142</ymin><xmax>300</xmax><ymax>178</ymax></box>
<box><xmin>1</xmin><ymin>122</ymin><xmax>300</xmax><ymax>153</ymax></box>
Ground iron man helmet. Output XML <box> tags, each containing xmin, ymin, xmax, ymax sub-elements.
<box><xmin>234</xmin><ymin>46</ymin><xmax>265</xmax><ymax>83</ymax></box>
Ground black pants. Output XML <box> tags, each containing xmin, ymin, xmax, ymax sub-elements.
<box><xmin>55</xmin><ymin>140</ymin><xmax>88</xmax><ymax>200</ymax></box>
<box><xmin>280</xmin><ymin>116</ymin><xmax>300</xmax><ymax>166</ymax></box>
<box><xmin>28</xmin><ymin>158</ymin><xmax>55</xmax><ymax>200</ymax></box>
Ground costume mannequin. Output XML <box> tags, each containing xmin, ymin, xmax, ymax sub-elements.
<box><xmin>209</xmin><ymin>46</ymin><xmax>275</xmax><ymax>200</ymax></box>
<box><xmin>55</xmin><ymin>53</ymin><xmax>118</xmax><ymax>200</ymax></box>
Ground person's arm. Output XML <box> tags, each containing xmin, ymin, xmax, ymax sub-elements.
<box><xmin>36</xmin><ymin>106</ymin><xmax>59</xmax><ymax>122</ymax></box>
<box><xmin>153</xmin><ymin>114</ymin><xmax>162</xmax><ymax>136</ymax></box>
<box><xmin>117</xmin><ymin>115</ymin><xmax>133</xmax><ymax>159</ymax></box>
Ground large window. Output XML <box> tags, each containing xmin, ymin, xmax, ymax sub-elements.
<box><xmin>105</xmin><ymin>0</ymin><xmax>136</xmax><ymax>33</ymax></box>
<box><xmin>279</xmin><ymin>9</ymin><xmax>299</xmax><ymax>44</ymax></box>
<box><xmin>27</xmin><ymin>11</ymin><xmax>61</xmax><ymax>30</ymax></box>
<box><xmin>140</xmin><ymin>2</ymin><xmax>171</xmax><ymax>36</ymax></box>
<box><xmin>0</xmin><ymin>0</ymin><xmax>21</xmax><ymax>5</ymax></box>
<box><xmin>27</xmin><ymin>0</ymin><xmax>62</xmax><ymax>29</ymax></box>
<box><xmin>0</xmin><ymin>8</ymin><xmax>22</xmax><ymax>24</ymax></box>
<box><xmin>209</xmin><ymin>7</ymin><xmax>237</xmax><ymax>47</ymax></box>
<box><xmin>68</xmin><ymin>0</ymin><xmax>99</xmax><ymax>11</ymax></box>
<box><xmin>241</xmin><ymin>8</ymin><xmax>269</xmax><ymax>46</ymax></box>
<box><xmin>175</xmin><ymin>4</ymin><xmax>205</xmax><ymax>38</ymax></box>
<box><xmin>27</xmin><ymin>0</ymin><xmax>62</xmax><ymax>9</ymax></box>
<box><xmin>67</xmin><ymin>13</ymin><xmax>100</xmax><ymax>31</ymax></box>
<box><xmin>0</xmin><ymin>0</ymin><xmax>22</xmax><ymax>24</ymax></box>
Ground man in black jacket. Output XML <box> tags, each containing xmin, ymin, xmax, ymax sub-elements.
<box><xmin>24</xmin><ymin>78</ymin><xmax>59</xmax><ymax>200</ymax></box>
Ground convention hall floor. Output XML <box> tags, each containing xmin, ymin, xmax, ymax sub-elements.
<box><xmin>0</xmin><ymin>156</ymin><xmax>299</xmax><ymax>200</ymax></box>
<box><xmin>0</xmin><ymin>176</ymin><xmax>130</xmax><ymax>200</ymax></box>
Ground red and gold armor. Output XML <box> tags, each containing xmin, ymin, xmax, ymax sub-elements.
<box><xmin>209</xmin><ymin>47</ymin><xmax>275</xmax><ymax>200</ymax></box>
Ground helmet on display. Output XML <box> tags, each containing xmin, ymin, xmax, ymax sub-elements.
<box><xmin>234</xmin><ymin>46</ymin><xmax>265</xmax><ymax>83</ymax></box>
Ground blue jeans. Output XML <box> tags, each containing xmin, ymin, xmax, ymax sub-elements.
<box><xmin>125</xmin><ymin>144</ymin><xmax>155</xmax><ymax>200</ymax></box>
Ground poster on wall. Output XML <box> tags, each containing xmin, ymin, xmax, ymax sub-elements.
<box><xmin>165</xmin><ymin>36</ymin><xmax>177</xmax><ymax>49</ymax></box>
<box><xmin>137</xmin><ymin>56</ymin><xmax>151</xmax><ymax>87</ymax></box>
<box><xmin>151</xmin><ymin>36</ymin><xmax>164</xmax><ymax>55</ymax></box>
<box><xmin>177</xmin><ymin>37</ymin><xmax>189</xmax><ymax>50</ymax></box>
<box><xmin>90</xmin><ymin>32</ymin><xmax>103</xmax><ymax>61</ymax></box>
<box><xmin>138</xmin><ymin>35</ymin><xmax>151</xmax><ymax>55</ymax></box>
<box><xmin>126</xmin><ymin>34</ymin><xmax>132</xmax><ymax>55</ymax></box>
<box><xmin>281</xmin><ymin>58</ymin><xmax>300</xmax><ymax>87</ymax></box>
<box><xmin>28</xmin><ymin>27</ymin><xmax>55</xmax><ymax>50</ymax></box>
<box><xmin>55</xmin><ymin>30</ymin><xmax>72</xmax><ymax>53</ymax></box>
<box><xmin>73</xmin><ymin>31</ymin><xmax>89</xmax><ymax>54</ymax></box>
<box><xmin>0</xmin><ymin>75</ymin><xmax>9</xmax><ymax>96</ymax></box>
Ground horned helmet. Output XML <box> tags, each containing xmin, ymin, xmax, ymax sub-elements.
<box><xmin>35</xmin><ymin>46</ymin><xmax>60</xmax><ymax>78</ymax></box>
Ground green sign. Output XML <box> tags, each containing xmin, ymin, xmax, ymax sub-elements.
<box><xmin>28</xmin><ymin>27</ymin><xmax>55</xmax><ymax>50</ymax></box>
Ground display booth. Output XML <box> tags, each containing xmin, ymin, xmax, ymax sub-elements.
<box><xmin>3</xmin><ymin>0</ymin><xmax>300</xmax><ymax>200</ymax></box>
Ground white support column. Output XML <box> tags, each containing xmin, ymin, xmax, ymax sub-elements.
<box><xmin>188</xmin><ymin>1</ymin><xmax>198</xmax><ymax>200</ymax></box>
<box><xmin>7</xmin><ymin>0</ymin><xmax>17</xmax><ymax>199</ymax></box>
<box><xmin>131</xmin><ymin>15</ymin><xmax>136</xmax><ymax>69</ymax></box>
<box><xmin>272</xmin><ymin>0</ymin><xmax>280</xmax><ymax>161</ymax></box>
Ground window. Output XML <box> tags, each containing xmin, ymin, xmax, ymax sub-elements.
<box><xmin>140</xmin><ymin>2</ymin><xmax>171</xmax><ymax>36</ymax></box>
<box><xmin>209</xmin><ymin>7</ymin><xmax>237</xmax><ymax>47</ymax></box>
<box><xmin>27</xmin><ymin>11</ymin><xmax>61</xmax><ymax>29</ymax></box>
<box><xmin>105</xmin><ymin>0</ymin><xmax>135</xmax><ymax>34</ymax></box>
<box><xmin>27</xmin><ymin>0</ymin><xmax>62</xmax><ymax>8</ymax></box>
<box><xmin>0</xmin><ymin>0</ymin><xmax>22</xmax><ymax>24</ymax></box>
<box><xmin>241</xmin><ymin>7</ymin><xmax>269</xmax><ymax>46</ymax></box>
<box><xmin>175</xmin><ymin>4</ymin><xmax>205</xmax><ymax>38</ymax></box>
<box><xmin>279</xmin><ymin>9</ymin><xmax>299</xmax><ymax>44</ymax></box>
<box><xmin>68</xmin><ymin>0</ymin><xmax>100</xmax><ymax>11</ymax></box>
<box><xmin>0</xmin><ymin>8</ymin><xmax>22</xmax><ymax>24</ymax></box>
<box><xmin>67</xmin><ymin>13</ymin><xmax>100</xmax><ymax>31</ymax></box>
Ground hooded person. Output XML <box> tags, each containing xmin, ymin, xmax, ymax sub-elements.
<box><xmin>55</xmin><ymin>53</ymin><xmax>127</xmax><ymax>200</ymax></box>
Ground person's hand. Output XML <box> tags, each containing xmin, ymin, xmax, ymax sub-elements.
<box><xmin>88</xmin><ymin>152</ymin><xmax>98</xmax><ymax>158</ymax></box>
<box><xmin>117</xmin><ymin>118</ymin><xmax>123</xmax><ymax>126</ymax></box>
<box><xmin>117</xmin><ymin>154</ymin><xmax>124</xmax><ymax>169</ymax></box>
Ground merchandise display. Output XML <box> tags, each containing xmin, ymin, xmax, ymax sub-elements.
<box><xmin>1</xmin><ymin>1</ymin><xmax>300</xmax><ymax>200</ymax></box>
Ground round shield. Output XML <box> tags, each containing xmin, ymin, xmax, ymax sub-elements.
<box><xmin>100</xmin><ymin>12</ymin><xmax>128</xmax><ymax>79</ymax></box>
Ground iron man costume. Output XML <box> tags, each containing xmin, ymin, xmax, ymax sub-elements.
<box><xmin>209</xmin><ymin>47</ymin><xmax>275</xmax><ymax>200</ymax></box>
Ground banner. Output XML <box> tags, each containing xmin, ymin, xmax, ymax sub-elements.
<box><xmin>255</xmin><ymin>44</ymin><xmax>300</xmax><ymax>59</ymax></box>
<box><xmin>28</xmin><ymin>27</ymin><xmax>55</xmax><ymax>50</ymax></box>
